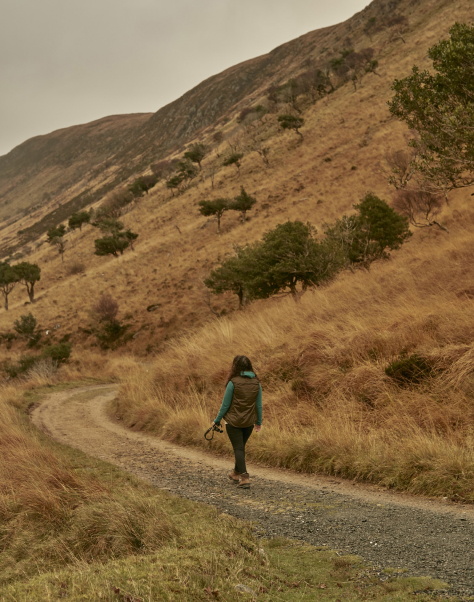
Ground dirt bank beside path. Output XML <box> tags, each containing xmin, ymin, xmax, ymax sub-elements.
<box><xmin>32</xmin><ymin>385</ymin><xmax>474</xmax><ymax>598</ymax></box>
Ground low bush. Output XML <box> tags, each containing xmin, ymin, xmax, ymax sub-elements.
<box><xmin>3</xmin><ymin>355</ymin><xmax>37</xmax><ymax>378</ymax></box>
<box><xmin>95</xmin><ymin>321</ymin><xmax>128</xmax><ymax>349</ymax></box>
<box><xmin>2</xmin><ymin>344</ymin><xmax>71</xmax><ymax>379</ymax></box>
<box><xmin>385</xmin><ymin>353</ymin><xmax>433</xmax><ymax>386</ymax></box>
<box><xmin>41</xmin><ymin>343</ymin><xmax>72</xmax><ymax>364</ymax></box>
<box><xmin>67</xmin><ymin>261</ymin><xmax>86</xmax><ymax>275</ymax></box>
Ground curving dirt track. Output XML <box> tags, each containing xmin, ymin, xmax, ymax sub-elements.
<box><xmin>32</xmin><ymin>385</ymin><xmax>474</xmax><ymax>597</ymax></box>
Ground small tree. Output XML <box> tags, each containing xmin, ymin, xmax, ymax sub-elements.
<box><xmin>94</xmin><ymin>235</ymin><xmax>129</xmax><ymax>257</ymax></box>
<box><xmin>205</xmin><ymin>251</ymin><xmax>251</xmax><ymax>309</ymax></box>
<box><xmin>184</xmin><ymin>143</ymin><xmax>207</xmax><ymax>170</ymax></box>
<box><xmin>68</xmin><ymin>211</ymin><xmax>91</xmax><ymax>232</ymax></box>
<box><xmin>326</xmin><ymin>193</ymin><xmax>412</xmax><ymax>268</ymax></box>
<box><xmin>47</xmin><ymin>225</ymin><xmax>67</xmax><ymax>262</ymax></box>
<box><xmin>247</xmin><ymin>221</ymin><xmax>339</xmax><ymax>299</ymax></box>
<box><xmin>176</xmin><ymin>159</ymin><xmax>199</xmax><ymax>188</ymax></box>
<box><xmin>223</xmin><ymin>153</ymin><xmax>244</xmax><ymax>176</ymax></box>
<box><xmin>393</xmin><ymin>189</ymin><xmax>447</xmax><ymax>232</ymax></box>
<box><xmin>0</xmin><ymin>262</ymin><xmax>20</xmax><ymax>310</ymax></box>
<box><xmin>384</xmin><ymin>148</ymin><xmax>418</xmax><ymax>190</ymax></box>
<box><xmin>213</xmin><ymin>131</ymin><xmax>224</xmax><ymax>144</ymax></box>
<box><xmin>93</xmin><ymin>217</ymin><xmax>124</xmax><ymax>233</ymax></box>
<box><xmin>14</xmin><ymin>261</ymin><xmax>41</xmax><ymax>303</ymax></box>
<box><xmin>278</xmin><ymin>114</ymin><xmax>304</xmax><ymax>139</ymax></box>
<box><xmin>95</xmin><ymin>190</ymin><xmax>133</xmax><ymax>220</ymax></box>
<box><xmin>47</xmin><ymin>224</ymin><xmax>66</xmax><ymax>242</ymax></box>
<box><xmin>198</xmin><ymin>198</ymin><xmax>229</xmax><ymax>233</ymax></box>
<box><xmin>389</xmin><ymin>23</ymin><xmax>474</xmax><ymax>194</ymax></box>
<box><xmin>124</xmin><ymin>229</ymin><xmax>138</xmax><ymax>250</ymax></box>
<box><xmin>128</xmin><ymin>175</ymin><xmax>158</xmax><ymax>198</ymax></box>
<box><xmin>13</xmin><ymin>312</ymin><xmax>41</xmax><ymax>346</ymax></box>
<box><xmin>388</xmin><ymin>16</ymin><xmax>409</xmax><ymax>44</ymax></box>
<box><xmin>150</xmin><ymin>160</ymin><xmax>177</xmax><ymax>178</ymax></box>
<box><xmin>363</xmin><ymin>16</ymin><xmax>377</xmax><ymax>41</ymax></box>
<box><xmin>166</xmin><ymin>174</ymin><xmax>184</xmax><ymax>196</ymax></box>
<box><xmin>207</xmin><ymin>158</ymin><xmax>220</xmax><ymax>189</ymax></box>
<box><xmin>229</xmin><ymin>187</ymin><xmax>256</xmax><ymax>221</ymax></box>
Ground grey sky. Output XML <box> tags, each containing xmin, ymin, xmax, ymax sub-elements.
<box><xmin>1</xmin><ymin>0</ymin><xmax>370</xmax><ymax>157</ymax></box>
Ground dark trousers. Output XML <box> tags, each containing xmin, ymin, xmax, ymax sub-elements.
<box><xmin>226</xmin><ymin>424</ymin><xmax>254</xmax><ymax>474</ymax></box>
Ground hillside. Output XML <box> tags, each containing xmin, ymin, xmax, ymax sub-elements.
<box><xmin>0</xmin><ymin>0</ymin><xmax>457</xmax><ymax>238</ymax></box>
<box><xmin>0</xmin><ymin>0</ymin><xmax>471</xmax><ymax>359</ymax></box>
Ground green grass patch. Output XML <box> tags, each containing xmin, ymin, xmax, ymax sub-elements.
<box><xmin>0</xmin><ymin>540</ymin><xmax>451</xmax><ymax>601</ymax></box>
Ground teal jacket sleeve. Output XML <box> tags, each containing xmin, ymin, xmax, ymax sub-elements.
<box><xmin>214</xmin><ymin>382</ymin><xmax>234</xmax><ymax>424</ymax></box>
<box><xmin>256</xmin><ymin>384</ymin><xmax>263</xmax><ymax>425</ymax></box>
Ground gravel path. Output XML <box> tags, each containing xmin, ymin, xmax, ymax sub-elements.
<box><xmin>32</xmin><ymin>385</ymin><xmax>474</xmax><ymax>598</ymax></box>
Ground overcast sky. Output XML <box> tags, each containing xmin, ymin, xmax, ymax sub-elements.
<box><xmin>1</xmin><ymin>0</ymin><xmax>371</xmax><ymax>157</ymax></box>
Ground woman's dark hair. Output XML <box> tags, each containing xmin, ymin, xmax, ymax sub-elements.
<box><xmin>226</xmin><ymin>355</ymin><xmax>255</xmax><ymax>385</ymax></box>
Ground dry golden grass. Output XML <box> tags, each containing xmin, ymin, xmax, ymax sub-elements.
<box><xmin>112</xmin><ymin>207</ymin><xmax>474</xmax><ymax>501</ymax></box>
<box><xmin>0</xmin><ymin>0</ymin><xmax>473</xmax><ymax>504</ymax></box>
<box><xmin>0</xmin><ymin>371</ymin><xmax>188</xmax><ymax>584</ymax></box>
<box><xmin>0</xmin><ymin>0</ymin><xmax>471</xmax><ymax>358</ymax></box>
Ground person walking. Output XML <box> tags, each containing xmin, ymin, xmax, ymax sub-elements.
<box><xmin>213</xmin><ymin>355</ymin><xmax>262</xmax><ymax>489</ymax></box>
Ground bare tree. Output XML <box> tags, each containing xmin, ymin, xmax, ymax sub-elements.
<box><xmin>393</xmin><ymin>189</ymin><xmax>448</xmax><ymax>232</ymax></box>
<box><xmin>207</xmin><ymin>159</ymin><xmax>219</xmax><ymax>189</ymax></box>
<box><xmin>384</xmin><ymin>148</ymin><xmax>418</xmax><ymax>189</ymax></box>
<box><xmin>91</xmin><ymin>294</ymin><xmax>119</xmax><ymax>323</ymax></box>
<box><xmin>246</xmin><ymin>129</ymin><xmax>271</xmax><ymax>168</ymax></box>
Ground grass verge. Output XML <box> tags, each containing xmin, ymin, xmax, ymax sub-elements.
<box><xmin>0</xmin><ymin>539</ymin><xmax>452</xmax><ymax>602</ymax></box>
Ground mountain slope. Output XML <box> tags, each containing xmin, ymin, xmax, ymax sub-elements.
<box><xmin>0</xmin><ymin>0</ymin><xmax>448</xmax><ymax>232</ymax></box>
<box><xmin>0</xmin><ymin>0</ymin><xmax>471</xmax><ymax>357</ymax></box>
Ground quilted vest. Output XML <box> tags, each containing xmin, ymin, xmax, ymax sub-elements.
<box><xmin>224</xmin><ymin>374</ymin><xmax>260</xmax><ymax>428</ymax></box>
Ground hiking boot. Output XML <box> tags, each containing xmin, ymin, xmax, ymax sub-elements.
<box><xmin>228</xmin><ymin>470</ymin><xmax>241</xmax><ymax>483</ymax></box>
<box><xmin>237</xmin><ymin>473</ymin><xmax>250</xmax><ymax>489</ymax></box>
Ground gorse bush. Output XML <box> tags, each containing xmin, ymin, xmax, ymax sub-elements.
<box><xmin>95</xmin><ymin>321</ymin><xmax>128</xmax><ymax>349</ymax></box>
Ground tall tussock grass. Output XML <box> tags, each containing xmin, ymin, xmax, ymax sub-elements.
<box><xmin>113</xmin><ymin>217</ymin><xmax>474</xmax><ymax>502</ymax></box>
<box><xmin>0</xmin><ymin>386</ymin><xmax>175</xmax><ymax>584</ymax></box>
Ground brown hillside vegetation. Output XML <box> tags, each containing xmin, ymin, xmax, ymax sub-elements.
<box><xmin>0</xmin><ymin>0</ymin><xmax>465</xmax><ymax>240</ymax></box>
<box><xmin>113</xmin><ymin>209</ymin><xmax>474</xmax><ymax>502</ymax></box>
<box><xmin>0</xmin><ymin>0</ymin><xmax>473</xmax><ymax>503</ymax></box>
<box><xmin>0</xmin><ymin>0</ymin><xmax>470</xmax><ymax>355</ymax></box>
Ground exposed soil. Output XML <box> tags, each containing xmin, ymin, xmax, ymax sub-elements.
<box><xmin>32</xmin><ymin>385</ymin><xmax>474</xmax><ymax>598</ymax></box>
